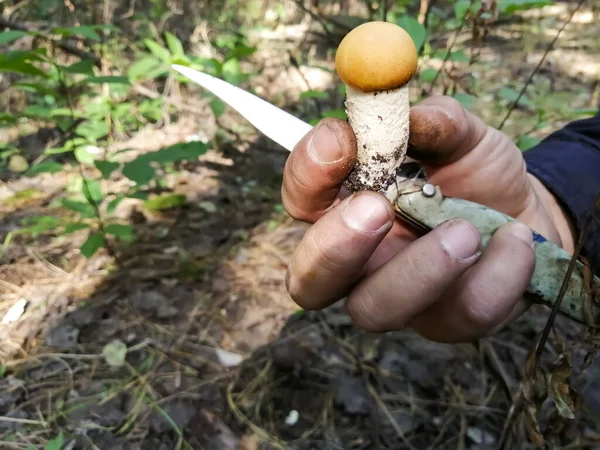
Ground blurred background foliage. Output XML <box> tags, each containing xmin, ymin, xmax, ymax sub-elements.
<box><xmin>1</xmin><ymin>0</ymin><xmax>598</xmax><ymax>259</ymax></box>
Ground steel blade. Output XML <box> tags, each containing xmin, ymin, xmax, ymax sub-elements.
<box><xmin>172</xmin><ymin>64</ymin><xmax>312</xmax><ymax>152</ymax></box>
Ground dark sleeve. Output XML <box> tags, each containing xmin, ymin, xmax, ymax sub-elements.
<box><xmin>522</xmin><ymin>112</ymin><xmax>600</xmax><ymax>274</ymax></box>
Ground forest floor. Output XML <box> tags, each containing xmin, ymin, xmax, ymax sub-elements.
<box><xmin>1</xmin><ymin>2</ymin><xmax>600</xmax><ymax>449</ymax></box>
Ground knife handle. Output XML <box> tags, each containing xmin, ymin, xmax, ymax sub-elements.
<box><xmin>394</xmin><ymin>184</ymin><xmax>599</xmax><ymax>325</ymax></box>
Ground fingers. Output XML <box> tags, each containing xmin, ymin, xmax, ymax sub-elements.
<box><xmin>282</xmin><ymin>118</ymin><xmax>357</xmax><ymax>223</ymax></box>
<box><xmin>286</xmin><ymin>191</ymin><xmax>395</xmax><ymax>310</ymax></box>
<box><xmin>346</xmin><ymin>220</ymin><xmax>535</xmax><ymax>341</ymax></box>
<box><xmin>407</xmin><ymin>95</ymin><xmax>488</xmax><ymax>165</ymax></box>
<box><xmin>410</xmin><ymin>222</ymin><xmax>535</xmax><ymax>342</ymax></box>
<box><xmin>408</xmin><ymin>95</ymin><xmax>531</xmax><ymax>218</ymax></box>
<box><xmin>346</xmin><ymin>219</ymin><xmax>482</xmax><ymax>332</ymax></box>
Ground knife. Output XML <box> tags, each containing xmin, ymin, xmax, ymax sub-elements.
<box><xmin>171</xmin><ymin>64</ymin><xmax>599</xmax><ymax>326</ymax></box>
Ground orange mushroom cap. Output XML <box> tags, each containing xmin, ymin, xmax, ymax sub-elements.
<box><xmin>335</xmin><ymin>21</ymin><xmax>418</xmax><ymax>92</ymax></box>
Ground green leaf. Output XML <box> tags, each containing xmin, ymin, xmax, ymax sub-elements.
<box><xmin>14</xmin><ymin>82</ymin><xmax>59</xmax><ymax>97</ymax></box>
<box><xmin>222</xmin><ymin>58</ymin><xmax>244</xmax><ymax>85</ymax></box>
<box><xmin>420</xmin><ymin>68</ymin><xmax>438</xmax><ymax>83</ymax></box>
<box><xmin>63</xmin><ymin>222</ymin><xmax>90</xmax><ymax>234</ymax></box>
<box><xmin>122</xmin><ymin>159</ymin><xmax>156</xmax><ymax>185</ymax></box>
<box><xmin>85</xmin><ymin>101</ymin><xmax>111</xmax><ymax>117</ymax></box>
<box><xmin>95</xmin><ymin>160</ymin><xmax>120</xmax><ymax>179</ymax></box>
<box><xmin>432</xmin><ymin>49</ymin><xmax>470</xmax><ymax>62</ymax></box>
<box><xmin>61</xmin><ymin>59</ymin><xmax>96</xmax><ymax>75</ymax></box>
<box><xmin>56</xmin><ymin>25</ymin><xmax>101</xmax><ymax>41</ymax></box>
<box><xmin>209</xmin><ymin>98</ymin><xmax>226</xmax><ymax>117</ymax></box>
<box><xmin>448</xmin><ymin>50</ymin><xmax>470</xmax><ymax>63</ymax></box>
<box><xmin>164</xmin><ymin>31</ymin><xmax>185</xmax><ymax>58</ymax></box>
<box><xmin>498</xmin><ymin>87</ymin><xmax>536</xmax><ymax>109</ymax></box>
<box><xmin>80</xmin><ymin>232</ymin><xmax>105</xmax><ymax>258</ymax></box>
<box><xmin>498</xmin><ymin>0</ymin><xmax>552</xmax><ymax>14</ymax></box>
<box><xmin>137</xmin><ymin>141</ymin><xmax>209</xmax><ymax>165</ymax></box>
<box><xmin>128</xmin><ymin>190</ymin><xmax>149</xmax><ymax>200</ymax></box>
<box><xmin>128</xmin><ymin>56</ymin><xmax>163</xmax><ymax>81</ymax></box>
<box><xmin>21</xmin><ymin>216</ymin><xmax>61</xmax><ymax>237</ymax></box>
<box><xmin>112</xmin><ymin>103</ymin><xmax>133</xmax><ymax>120</ymax></box>
<box><xmin>50</xmin><ymin>107</ymin><xmax>82</xmax><ymax>118</ymax></box>
<box><xmin>22</xmin><ymin>105</ymin><xmax>53</xmax><ymax>119</ymax></box>
<box><xmin>570</xmin><ymin>108</ymin><xmax>599</xmax><ymax>117</ymax></box>
<box><xmin>452</xmin><ymin>93</ymin><xmax>477</xmax><ymax>110</ymax></box>
<box><xmin>144</xmin><ymin>39</ymin><xmax>172</xmax><ymax>63</ymax></box>
<box><xmin>0</xmin><ymin>31</ymin><xmax>28</xmax><ymax>45</ymax></box>
<box><xmin>0</xmin><ymin>59</ymin><xmax>46</xmax><ymax>76</ymax></box>
<box><xmin>321</xmin><ymin>109</ymin><xmax>347</xmax><ymax>120</ymax></box>
<box><xmin>44</xmin><ymin>432</ymin><xmax>64</xmax><ymax>450</ymax></box>
<box><xmin>224</xmin><ymin>43</ymin><xmax>257</xmax><ymax>62</ymax></box>
<box><xmin>83</xmin><ymin>178</ymin><xmax>103</xmax><ymax>204</ymax></box>
<box><xmin>74</xmin><ymin>146</ymin><xmax>98</xmax><ymax>165</ymax></box>
<box><xmin>144</xmin><ymin>194</ymin><xmax>186</xmax><ymax>211</ymax></box>
<box><xmin>107</xmin><ymin>195</ymin><xmax>124</xmax><ymax>214</ymax></box>
<box><xmin>61</xmin><ymin>199</ymin><xmax>96</xmax><ymax>218</ymax></box>
<box><xmin>26</xmin><ymin>161</ymin><xmax>63</xmax><ymax>176</ymax></box>
<box><xmin>0</xmin><ymin>364</ymin><xmax>5</xmax><ymax>377</ymax></box>
<box><xmin>395</xmin><ymin>16</ymin><xmax>426</xmax><ymax>52</ymax></box>
<box><xmin>3</xmin><ymin>49</ymin><xmax>47</xmax><ymax>63</ymax></box>
<box><xmin>517</xmin><ymin>135</ymin><xmax>541</xmax><ymax>151</ymax></box>
<box><xmin>75</xmin><ymin>121</ymin><xmax>109</xmax><ymax>140</ymax></box>
<box><xmin>83</xmin><ymin>76</ymin><xmax>130</xmax><ymax>85</ymax></box>
<box><xmin>454</xmin><ymin>0</ymin><xmax>471</xmax><ymax>20</ymax></box>
<box><xmin>104</xmin><ymin>223</ymin><xmax>134</xmax><ymax>242</ymax></box>
<box><xmin>300</xmin><ymin>90</ymin><xmax>329</xmax><ymax>100</ymax></box>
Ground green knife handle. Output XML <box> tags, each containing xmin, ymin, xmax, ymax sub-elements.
<box><xmin>395</xmin><ymin>184</ymin><xmax>599</xmax><ymax>325</ymax></box>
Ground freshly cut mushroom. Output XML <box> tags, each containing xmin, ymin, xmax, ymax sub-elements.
<box><xmin>335</xmin><ymin>21</ymin><xmax>418</xmax><ymax>197</ymax></box>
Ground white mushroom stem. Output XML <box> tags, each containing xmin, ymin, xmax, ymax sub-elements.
<box><xmin>343</xmin><ymin>83</ymin><xmax>410</xmax><ymax>194</ymax></box>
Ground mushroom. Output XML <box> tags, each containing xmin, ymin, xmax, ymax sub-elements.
<box><xmin>335</xmin><ymin>21</ymin><xmax>418</xmax><ymax>197</ymax></box>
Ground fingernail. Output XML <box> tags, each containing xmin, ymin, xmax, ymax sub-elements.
<box><xmin>308</xmin><ymin>122</ymin><xmax>344</xmax><ymax>164</ymax></box>
<box><xmin>343</xmin><ymin>193</ymin><xmax>391</xmax><ymax>233</ymax></box>
<box><xmin>506</xmin><ymin>222</ymin><xmax>534</xmax><ymax>247</ymax></box>
<box><xmin>439</xmin><ymin>220</ymin><xmax>481</xmax><ymax>261</ymax></box>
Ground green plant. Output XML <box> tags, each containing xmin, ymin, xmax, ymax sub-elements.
<box><xmin>0</xmin><ymin>21</ymin><xmax>259</xmax><ymax>259</ymax></box>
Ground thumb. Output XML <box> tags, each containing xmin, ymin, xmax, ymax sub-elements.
<box><xmin>408</xmin><ymin>95</ymin><xmax>491</xmax><ymax>165</ymax></box>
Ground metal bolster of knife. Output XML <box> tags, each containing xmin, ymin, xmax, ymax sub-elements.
<box><xmin>395</xmin><ymin>183</ymin><xmax>600</xmax><ymax>325</ymax></box>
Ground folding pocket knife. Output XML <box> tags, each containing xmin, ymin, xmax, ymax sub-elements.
<box><xmin>172</xmin><ymin>64</ymin><xmax>599</xmax><ymax>326</ymax></box>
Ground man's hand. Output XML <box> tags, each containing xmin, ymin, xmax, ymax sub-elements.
<box><xmin>281</xmin><ymin>95</ymin><xmax>577</xmax><ymax>343</ymax></box>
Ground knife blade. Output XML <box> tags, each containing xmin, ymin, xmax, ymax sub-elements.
<box><xmin>172</xmin><ymin>64</ymin><xmax>313</xmax><ymax>153</ymax></box>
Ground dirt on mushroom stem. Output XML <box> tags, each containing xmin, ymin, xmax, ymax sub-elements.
<box><xmin>342</xmin><ymin>84</ymin><xmax>410</xmax><ymax>195</ymax></box>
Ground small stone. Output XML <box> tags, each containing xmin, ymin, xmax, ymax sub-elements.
<box><xmin>335</xmin><ymin>377</ymin><xmax>372</xmax><ymax>415</ymax></box>
<box><xmin>45</xmin><ymin>324</ymin><xmax>80</xmax><ymax>348</ymax></box>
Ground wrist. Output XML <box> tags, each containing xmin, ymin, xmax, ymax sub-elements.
<box><xmin>528</xmin><ymin>174</ymin><xmax>577</xmax><ymax>253</ymax></box>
